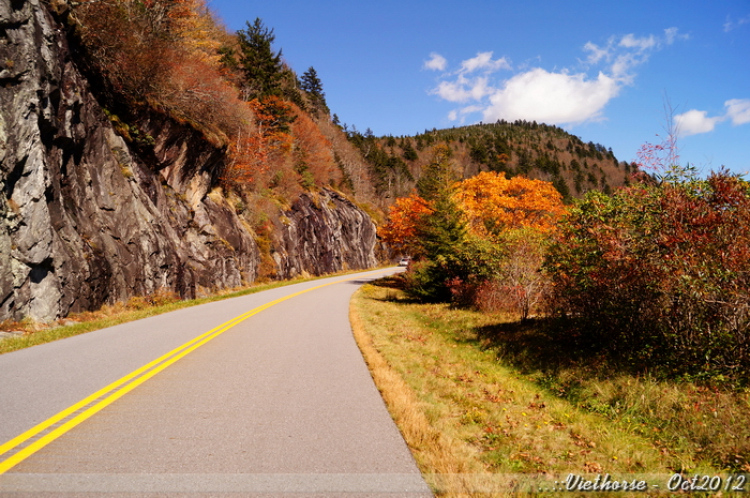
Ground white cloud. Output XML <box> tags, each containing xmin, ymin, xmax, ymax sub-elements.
<box><xmin>664</xmin><ymin>27</ymin><xmax>689</xmax><ymax>44</ymax></box>
<box><xmin>424</xmin><ymin>53</ymin><xmax>447</xmax><ymax>71</ymax></box>
<box><xmin>724</xmin><ymin>14</ymin><xmax>750</xmax><ymax>32</ymax></box>
<box><xmin>583</xmin><ymin>40</ymin><xmax>611</xmax><ymax>64</ymax></box>
<box><xmin>583</xmin><ymin>29</ymin><xmax>686</xmax><ymax>81</ymax></box>
<box><xmin>448</xmin><ymin>105</ymin><xmax>486</xmax><ymax>124</ymax></box>
<box><xmin>725</xmin><ymin>99</ymin><xmax>750</xmax><ymax>125</ymax></box>
<box><xmin>482</xmin><ymin>69</ymin><xmax>619</xmax><ymax>125</ymax></box>
<box><xmin>670</xmin><ymin>100</ymin><xmax>750</xmax><ymax>137</ymax></box>
<box><xmin>432</xmin><ymin>75</ymin><xmax>493</xmax><ymax>103</ymax></box>
<box><xmin>675</xmin><ymin>109</ymin><xmax>723</xmax><ymax>136</ymax></box>
<box><xmin>429</xmin><ymin>28</ymin><xmax>688</xmax><ymax>127</ymax></box>
<box><xmin>459</xmin><ymin>51</ymin><xmax>511</xmax><ymax>74</ymax></box>
<box><xmin>619</xmin><ymin>33</ymin><xmax>657</xmax><ymax>51</ymax></box>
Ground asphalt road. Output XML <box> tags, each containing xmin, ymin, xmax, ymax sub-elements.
<box><xmin>0</xmin><ymin>269</ymin><xmax>432</xmax><ymax>497</ymax></box>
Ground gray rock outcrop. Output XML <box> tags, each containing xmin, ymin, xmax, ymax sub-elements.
<box><xmin>274</xmin><ymin>189</ymin><xmax>378</xmax><ymax>278</ymax></box>
<box><xmin>0</xmin><ymin>0</ymin><xmax>379</xmax><ymax>323</ymax></box>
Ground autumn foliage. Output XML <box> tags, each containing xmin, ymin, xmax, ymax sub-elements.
<box><xmin>223</xmin><ymin>97</ymin><xmax>293</xmax><ymax>185</ymax></box>
<box><xmin>378</xmin><ymin>193</ymin><xmax>434</xmax><ymax>256</ymax></box>
<box><xmin>68</xmin><ymin>0</ymin><xmax>350</xmax><ymax>198</ymax></box>
<box><xmin>545</xmin><ymin>172</ymin><xmax>750</xmax><ymax>382</ymax></box>
<box><xmin>72</xmin><ymin>0</ymin><xmax>247</xmax><ymax>141</ymax></box>
<box><xmin>454</xmin><ymin>172</ymin><xmax>566</xmax><ymax>236</ymax></box>
<box><xmin>290</xmin><ymin>105</ymin><xmax>339</xmax><ymax>188</ymax></box>
<box><xmin>383</xmin><ymin>166</ymin><xmax>566</xmax><ymax>318</ymax></box>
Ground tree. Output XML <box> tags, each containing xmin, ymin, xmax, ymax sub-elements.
<box><xmin>289</xmin><ymin>104</ymin><xmax>337</xmax><ymax>189</ymax></box>
<box><xmin>377</xmin><ymin>193</ymin><xmax>434</xmax><ymax>256</ymax></box>
<box><xmin>545</xmin><ymin>172</ymin><xmax>750</xmax><ymax>380</ymax></box>
<box><xmin>401</xmin><ymin>140</ymin><xmax>418</xmax><ymax>162</ymax></box>
<box><xmin>454</xmin><ymin>171</ymin><xmax>566</xmax><ymax>238</ymax></box>
<box><xmin>235</xmin><ymin>18</ymin><xmax>284</xmax><ymax>100</ymax></box>
<box><xmin>408</xmin><ymin>145</ymin><xmax>470</xmax><ymax>301</ymax></box>
<box><xmin>300</xmin><ymin>66</ymin><xmax>329</xmax><ymax>117</ymax></box>
<box><xmin>416</xmin><ymin>144</ymin><xmax>455</xmax><ymax>202</ymax></box>
<box><xmin>223</xmin><ymin>96</ymin><xmax>293</xmax><ymax>187</ymax></box>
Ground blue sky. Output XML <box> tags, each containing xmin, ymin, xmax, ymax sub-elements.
<box><xmin>208</xmin><ymin>0</ymin><xmax>750</xmax><ymax>175</ymax></box>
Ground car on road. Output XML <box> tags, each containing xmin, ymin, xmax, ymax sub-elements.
<box><xmin>398</xmin><ymin>257</ymin><xmax>410</xmax><ymax>267</ymax></box>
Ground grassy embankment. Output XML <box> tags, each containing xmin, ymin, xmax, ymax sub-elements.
<box><xmin>351</xmin><ymin>276</ymin><xmax>750</xmax><ymax>496</ymax></box>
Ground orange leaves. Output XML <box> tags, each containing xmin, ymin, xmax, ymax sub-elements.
<box><xmin>378</xmin><ymin>193</ymin><xmax>434</xmax><ymax>254</ymax></box>
<box><xmin>380</xmin><ymin>172</ymin><xmax>566</xmax><ymax>253</ymax></box>
<box><xmin>224</xmin><ymin>127</ymin><xmax>269</xmax><ymax>185</ymax></box>
<box><xmin>168</xmin><ymin>0</ymin><xmax>225</xmax><ymax>66</ymax></box>
<box><xmin>224</xmin><ymin>98</ymin><xmax>341</xmax><ymax>191</ymax></box>
<box><xmin>246</xmin><ymin>97</ymin><xmax>294</xmax><ymax>160</ymax></box>
<box><xmin>224</xmin><ymin>97</ymin><xmax>292</xmax><ymax>186</ymax></box>
<box><xmin>454</xmin><ymin>172</ymin><xmax>566</xmax><ymax>237</ymax></box>
<box><xmin>290</xmin><ymin>105</ymin><xmax>337</xmax><ymax>188</ymax></box>
<box><xmin>75</xmin><ymin>0</ymin><xmax>244</xmax><ymax>141</ymax></box>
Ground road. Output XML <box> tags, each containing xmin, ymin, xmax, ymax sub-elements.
<box><xmin>0</xmin><ymin>269</ymin><xmax>432</xmax><ymax>497</ymax></box>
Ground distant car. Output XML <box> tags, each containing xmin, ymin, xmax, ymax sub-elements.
<box><xmin>398</xmin><ymin>257</ymin><xmax>410</xmax><ymax>267</ymax></box>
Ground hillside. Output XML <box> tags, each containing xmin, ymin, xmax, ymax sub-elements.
<box><xmin>0</xmin><ymin>0</ymin><xmax>378</xmax><ymax>323</ymax></box>
<box><xmin>347</xmin><ymin>121</ymin><xmax>635</xmax><ymax>203</ymax></box>
<box><xmin>0</xmin><ymin>0</ymin><xmax>636</xmax><ymax>324</ymax></box>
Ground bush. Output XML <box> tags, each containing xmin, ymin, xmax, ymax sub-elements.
<box><xmin>545</xmin><ymin>172</ymin><xmax>750</xmax><ymax>383</ymax></box>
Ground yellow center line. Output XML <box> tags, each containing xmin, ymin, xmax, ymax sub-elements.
<box><xmin>0</xmin><ymin>270</ymin><xmax>392</xmax><ymax>475</ymax></box>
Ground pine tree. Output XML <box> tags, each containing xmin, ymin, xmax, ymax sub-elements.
<box><xmin>236</xmin><ymin>18</ymin><xmax>284</xmax><ymax>99</ymax></box>
<box><xmin>300</xmin><ymin>66</ymin><xmax>329</xmax><ymax>117</ymax></box>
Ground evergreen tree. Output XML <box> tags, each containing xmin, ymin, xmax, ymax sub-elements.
<box><xmin>412</xmin><ymin>144</ymin><xmax>469</xmax><ymax>301</ymax></box>
<box><xmin>236</xmin><ymin>18</ymin><xmax>284</xmax><ymax>99</ymax></box>
<box><xmin>416</xmin><ymin>144</ymin><xmax>454</xmax><ymax>202</ymax></box>
<box><xmin>300</xmin><ymin>66</ymin><xmax>329</xmax><ymax>117</ymax></box>
<box><xmin>402</xmin><ymin>140</ymin><xmax>418</xmax><ymax>161</ymax></box>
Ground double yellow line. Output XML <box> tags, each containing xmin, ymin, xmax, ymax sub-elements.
<box><xmin>0</xmin><ymin>271</ymin><xmax>387</xmax><ymax>474</ymax></box>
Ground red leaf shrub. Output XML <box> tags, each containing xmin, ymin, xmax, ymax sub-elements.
<box><xmin>545</xmin><ymin>172</ymin><xmax>750</xmax><ymax>383</ymax></box>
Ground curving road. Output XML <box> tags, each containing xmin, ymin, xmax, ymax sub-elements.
<box><xmin>0</xmin><ymin>269</ymin><xmax>432</xmax><ymax>497</ymax></box>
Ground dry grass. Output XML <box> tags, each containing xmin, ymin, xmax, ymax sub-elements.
<box><xmin>350</xmin><ymin>280</ymin><xmax>747</xmax><ymax>496</ymax></box>
<box><xmin>350</xmin><ymin>289</ymin><xmax>483</xmax><ymax>496</ymax></box>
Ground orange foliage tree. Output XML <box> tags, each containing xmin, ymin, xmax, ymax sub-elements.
<box><xmin>382</xmin><ymin>171</ymin><xmax>567</xmax><ymax>318</ymax></box>
<box><xmin>454</xmin><ymin>171</ymin><xmax>566</xmax><ymax>237</ymax></box>
<box><xmin>377</xmin><ymin>193</ymin><xmax>434</xmax><ymax>256</ymax></box>
<box><xmin>73</xmin><ymin>0</ymin><xmax>251</xmax><ymax>144</ymax></box>
<box><xmin>450</xmin><ymin>172</ymin><xmax>566</xmax><ymax>318</ymax></box>
<box><xmin>289</xmin><ymin>105</ymin><xmax>337</xmax><ymax>189</ymax></box>
<box><xmin>224</xmin><ymin>96</ymin><xmax>293</xmax><ymax>186</ymax></box>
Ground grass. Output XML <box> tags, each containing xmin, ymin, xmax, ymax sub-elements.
<box><xmin>0</xmin><ymin>269</ymin><xmax>376</xmax><ymax>355</ymax></box>
<box><xmin>351</xmin><ymin>277</ymin><xmax>750</xmax><ymax>496</ymax></box>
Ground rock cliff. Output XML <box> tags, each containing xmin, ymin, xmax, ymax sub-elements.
<box><xmin>0</xmin><ymin>0</ymin><xmax>378</xmax><ymax>322</ymax></box>
<box><xmin>273</xmin><ymin>189</ymin><xmax>378</xmax><ymax>279</ymax></box>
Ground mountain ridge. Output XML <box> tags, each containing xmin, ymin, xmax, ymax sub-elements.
<box><xmin>346</xmin><ymin>120</ymin><xmax>634</xmax><ymax>203</ymax></box>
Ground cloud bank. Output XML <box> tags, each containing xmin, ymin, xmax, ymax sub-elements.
<box><xmin>427</xmin><ymin>28</ymin><xmax>689</xmax><ymax>126</ymax></box>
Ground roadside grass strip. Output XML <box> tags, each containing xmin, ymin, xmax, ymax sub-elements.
<box><xmin>0</xmin><ymin>270</ymin><xmax>391</xmax><ymax>474</ymax></box>
<box><xmin>350</xmin><ymin>282</ymin><xmax>745</xmax><ymax>496</ymax></box>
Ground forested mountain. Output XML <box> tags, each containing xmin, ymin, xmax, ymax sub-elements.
<box><xmin>346</xmin><ymin>121</ymin><xmax>635</xmax><ymax>203</ymax></box>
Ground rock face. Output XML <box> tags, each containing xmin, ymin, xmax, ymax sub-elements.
<box><xmin>274</xmin><ymin>189</ymin><xmax>378</xmax><ymax>279</ymax></box>
<box><xmin>0</xmin><ymin>0</ymin><xmax>378</xmax><ymax>322</ymax></box>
